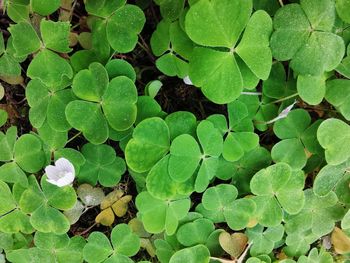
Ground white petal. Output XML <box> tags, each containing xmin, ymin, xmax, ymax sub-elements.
<box><xmin>55</xmin><ymin>158</ymin><xmax>75</xmax><ymax>174</ymax></box>
<box><xmin>183</xmin><ymin>76</ymin><xmax>193</xmax><ymax>85</ymax></box>
<box><xmin>45</xmin><ymin>165</ymin><xmax>61</xmax><ymax>180</ymax></box>
<box><xmin>47</xmin><ymin>172</ymin><xmax>75</xmax><ymax>187</ymax></box>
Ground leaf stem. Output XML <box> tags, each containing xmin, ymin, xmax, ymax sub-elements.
<box><xmin>279</xmin><ymin>0</ymin><xmax>284</xmax><ymax>6</ymax></box>
<box><xmin>268</xmin><ymin>92</ymin><xmax>299</xmax><ymax>104</ymax></box>
<box><xmin>241</xmin><ymin>91</ymin><xmax>262</xmax><ymax>96</ymax></box>
<box><xmin>67</xmin><ymin>131</ymin><xmax>82</xmax><ymax>144</ymax></box>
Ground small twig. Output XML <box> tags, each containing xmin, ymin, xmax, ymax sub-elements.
<box><xmin>278</xmin><ymin>0</ymin><xmax>284</xmax><ymax>6</ymax></box>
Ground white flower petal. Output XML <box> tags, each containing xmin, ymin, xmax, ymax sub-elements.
<box><xmin>45</xmin><ymin>165</ymin><xmax>61</xmax><ymax>180</ymax></box>
<box><xmin>47</xmin><ymin>172</ymin><xmax>74</xmax><ymax>187</ymax></box>
<box><xmin>55</xmin><ymin>158</ymin><xmax>75</xmax><ymax>174</ymax></box>
<box><xmin>183</xmin><ymin>76</ymin><xmax>193</xmax><ymax>85</ymax></box>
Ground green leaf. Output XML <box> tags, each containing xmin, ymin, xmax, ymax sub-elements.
<box><xmin>313</xmin><ymin>159</ymin><xmax>350</xmax><ymax>204</ymax></box>
<box><xmin>224</xmin><ymin>198</ymin><xmax>257</xmax><ymax>230</ymax></box>
<box><xmin>125</xmin><ymin>117</ymin><xmax>170</xmax><ymax>173</ymax></box>
<box><xmin>65</xmin><ymin>100</ymin><xmax>108</xmax><ymax>145</ymax></box>
<box><xmin>189</xmin><ymin>47</ymin><xmax>242</xmax><ymax>104</ymax></box>
<box><xmin>105</xmin><ymin>59</ymin><xmax>136</xmax><ymax>82</ymax></box>
<box><xmin>37</xmin><ymin>121</ymin><xmax>67</xmax><ymax>151</ymax></box>
<box><xmin>102</xmin><ymin>76</ymin><xmax>138</xmax><ymax>131</ymax></box>
<box><xmin>246</xmin><ymin>224</ymin><xmax>284</xmax><ymax>256</ymax></box>
<box><xmin>72</xmin><ymin>62</ymin><xmax>109</xmax><ymax>102</ymax></box>
<box><xmin>185</xmin><ymin>0</ymin><xmax>252</xmax><ymax>48</ymax></box>
<box><xmin>14</xmin><ymin>134</ymin><xmax>45</xmax><ymax>173</ymax></box>
<box><xmin>31</xmin><ymin>0</ymin><xmax>61</xmax><ymax>15</ymax></box>
<box><xmin>151</xmin><ymin>20</ymin><xmax>171</xmax><ymax>56</ymax></box>
<box><xmin>336</xmin><ymin>0</ymin><xmax>350</xmax><ymax>23</ymax></box>
<box><xmin>273</xmin><ymin>109</ymin><xmax>311</xmax><ymax>139</ymax></box>
<box><xmin>156</xmin><ymin>53</ymin><xmax>188</xmax><ymax>78</ymax></box>
<box><xmin>27</xmin><ymin>49</ymin><xmax>73</xmax><ymax>88</ymax></box>
<box><xmin>317</xmin><ymin>118</ymin><xmax>350</xmax><ymax>165</ymax></box>
<box><xmin>111</xmin><ymin>224</ymin><xmax>140</xmax><ymax>256</ymax></box>
<box><xmin>85</xmin><ymin>0</ymin><xmax>125</xmax><ymax>17</ymax></box>
<box><xmin>169</xmin><ymin>245</ymin><xmax>210</xmax><ymax>263</ymax></box>
<box><xmin>106</xmin><ymin>5</ymin><xmax>145</xmax><ymax>53</ymax></box>
<box><xmin>236</xmin><ymin>10</ymin><xmax>272</xmax><ymax>80</ymax></box>
<box><xmin>271</xmin><ymin>138</ymin><xmax>307</xmax><ymax>170</ymax></box>
<box><xmin>325</xmin><ymin>79</ymin><xmax>350</xmax><ymax>121</ymax></box>
<box><xmin>8</xmin><ymin>22</ymin><xmax>41</xmax><ymax>57</ymax></box>
<box><xmin>40</xmin><ymin>20</ymin><xmax>72</xmax><ymax>53</ymax></box>
<box><xmin>285</xmin><ymin>189</ymin><xmax>344</xmax><ymax>237</ymax></box>
<box><xmin>169</xmin><ymin>134</ymin><xmax>201</xmax><ymax>182</ymax></box>
<box><xmin>165</xmin><ymin>111</ymin><xmax>197</xmax><ymax>140</ymax></box>
<box><xmin>135</xmin><ymin>191</ymin><xmax>190</xmax><ymax>235</ymax></box>
<box><xmin>0</xmin><ymin>110</ymin><xmax>7</xmax><ymax>127</ymax></box>
<box><xmin>176</xmin><ymin>218</ymin><xmax>215</xmax><ymax>246</ymax></box>
<box><xmin>297</xmin><ymin>74</ymin><xmax>326</xmax><ymax>105</ymax></box>
<box><xmin>203</xmin><ymin>184</ymin><xmax>238</xmax><ymax>210</ymax></box>
<box><xmin>78</xmin><ymin>143</ymin><xmax>125</xmax><ymax>186</ymax></box>
<box><xmin>83</xmin><ymin>232</ymin><xmax>113</xmax><ymax>263</ymax></box>
<box><xmin>250</xmin><ymin>163</ymin><xmax>305</xmax><ymax>226</ymax></box>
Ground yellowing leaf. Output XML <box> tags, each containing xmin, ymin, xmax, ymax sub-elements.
<box><xmin>331</xmin><ymin>227</ymin><xmax>350</xmax><ymax>254</ymax></box>
<box><xmin>111</xmin><ymin>195</ymin><xmax>132</xmax><ymax>217</ymax></box>
<box><xmin>100</xmin><ymin>189</ymin><xmax>124</xmax><ymax>209</ymax></box>
<box><xmin>95</xmin><ymin>207</ymin><xmax>115</xmax><ymax>226</ymax></box>
<box><xmin>219</xmin><ymin>231</ymin><xmax>248</xmax><ymax>258</ymax></box>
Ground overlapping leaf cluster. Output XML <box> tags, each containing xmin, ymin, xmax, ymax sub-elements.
<box><xmin>0</xmin><ymin>0</ymin><xmax>350</xmax><ymax>262</ymax></box>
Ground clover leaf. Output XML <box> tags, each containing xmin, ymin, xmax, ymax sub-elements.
<box><xmin>0</xmin><ymin>35</ymin><xmax>24</xmax><ymax>78</ymax></box>
<box><xmin>186</xmin><ymin>0</ymin><xmax>272</xmax><ymax>103</ymax></box>
<box><xmin>325</xmin><ymin>79</ymin><xmax>350</xmax><ymax>121</ymax></box>
<box><xmin>336</xmin><ymin>0</ymin><xmax>350</xmax><ymax>23</ymax></box>
<box><xmin>297</xmin><ymin>247</ymin><xmax>333</xmax><ymax>263</ymax></box>
<box><xmin>169</xmin><ymin>245</ymin><xmax>210</xmax><ymax>263</ymax></box>
<box><xmin>246</xmin><ymin>224</ymin><xmax>284</xmax><ymax>256</ymax></box>
<box><xmin>317</xmin><ymin>118</ymin><xmax>350</xmax><ymax>165</ymax></box>
<box><xmin>67</xmin><ymin>63</ymin><xmax>138</xmax><ymax>144</ymax></box>
<box><xmin>83</xmin><ymin>224</ymin><xmax>140</xmax><ymax>263</ymax></box>
<box><xmin>19</xmin><ymin>175</ymin><xmax>76</xmax><ymax>234</ymax></box>
<box><xmin>40</xmin><ymin>20</ymin><xmax>72</xmax><ymax>53</ymax></box>
<box><xmin>7</xmin><ymin>232</ymin><xmax>85</xmax><ymax>263</ymax></box>
<box><xmin>31</xmin><ymin>0</ymin><xmax>61</xmax><ymax>16</ymax></box>
<box><xmin>270</xmin><ymin>0</ymin><xmax>345</xmax><ymax>76</ymax></box>
<box><xmin>0</xmin><ymin>180</ymin><xmax>33</xmax><ymax>234</ymax></box>
<box><xmin>8</xmin><ymin>22</ymin><xmax>41</xmax><ymax>57</ymax></box>
<box><xmin>26</xmin><ymin>79</ymin><xmax>75</xmax><ymax>131</ymax></box>
<box><xmin>135</xmin><ymin>191</ymin><xmax>191</xmax><ymax>235</ymax></box>
<box><xmin>78</xmin><ymin>143</ymin><xmax>125</xmax><ymax>187</ymax></box>
<box><xmin>285</xmin><ymin>189</ymin><xmax>345</xmax><ymax>237</ymax></box>
<box><xmin>313</xmin><ymin>159</ymin><xmax>350</xmax><ymax>205</ymax></box>
<box><xmin>125</xmin><ymin>117</ymin><xmax>170</xmax><ymax>173</ymax></box>
<box><xmin>250</xmin><ymin>163</ymin><xmax>305</xmax><ymax>227</ymax></box>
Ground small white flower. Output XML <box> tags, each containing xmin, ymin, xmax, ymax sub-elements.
<box><xmin>45</xmin><ymin>158</ymin><xmax>75</xmax><ymax>187</ymax></box>
<box><xmin>183</xmin><ymin>76</ymin><xmax>193</xmax><ymax>85</ymax></box>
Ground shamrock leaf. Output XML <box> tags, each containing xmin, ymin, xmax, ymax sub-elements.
<box><xmin>125</xmin><ymin>117</ymin><xmax>170</xmax><ymax>173</ymax></box>
<box><xmin>19</xmin><ymin>175</ymin><xmax>76</xmax><ymax>234</ymax></box>
<box><xmin>246</xmin><ymin>224</ymin><xmax>284</xmax><ymax>256</ymax></box>
<box><xmin>78</xmin><ymin>143</ymin><xmax>125</xmax><ymax>187</ymax></box>
<box><xmin>250</xmin><ymin>163</ymin><xmax>305</xmax><ymax>226</ymax></box>
<box><xmin>271</xmin><ymin>0</ymin><xmax>345</xmax><ymax>76</ymax></box>
<box><xmin>0</xmin><ymin>180</ymin><xmax>33</xmax><ymax>234</ymax></box>
<box><xmin>285</xmin><ymin>189</ymin><xmax>345</xmax><ymax>237</ymax></box>
<box><xmin>317</xmin><ymin>118</ymin><xmax>350</xmax><ymax>165</ymax></box>
<box><xmin>26</xmin><ymin>79</ymin><xmax>75</xmax><ymax>131</ymax></box>
<box><xmin>313</xmin><ymin>159</ymin><xmax>350</xmax><ymax>205</ymax></box>
<box><xmin>169</xmin><ymin>245</ymin><xmax>210</xmax><ymax>263</ymax></box>
<box><xmin>31</xmin><ymin>0</ymin><xmax>61</xmax><ymax>16</ymax></box>
<box><xmin>135</xmin><ymin>191</ymin><xmax>190</xmax><ymax>235</ymax></box>
<box><xmin>186</xmin><ymin>0</ymin><xmax>272</xmax><ymax>104</ymax></box>
<box><xmin>83</xmin><ymin>224</ymin><xmax>140</xmax><ymax>263</ymax></box>
<box><xmin>325</xmin><ymin>79</ymin><xmax>350</xmax><ymax>121</ymax></box>
<box><xmin>0</xmin><ymin>35</ymin><xmax>24</xmax><ymax>78</ymax></box>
